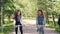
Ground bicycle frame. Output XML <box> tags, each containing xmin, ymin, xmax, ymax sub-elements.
<box><xmin>15</xmin><ymin>25</ymin><xmax>22</xmax><ymax>34</ymax></box>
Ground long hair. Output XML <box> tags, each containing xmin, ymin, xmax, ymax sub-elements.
<box><xmin>37</xmin><ymin>10</ymin><xmax>44</xmax><ymax>15</ymax></box>
<box><xmin>14</xmin><ymin>10</ymin><xmax>21</xmax><ymax>18</ymax></box>
<box><xmin>17</xmin><ymin>10</ymin><xmax>21</xmax><ymax>15</ymax></box>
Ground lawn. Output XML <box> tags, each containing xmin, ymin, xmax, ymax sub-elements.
<box><xmin>0</xmin><ymin>21</ymin><xmax>14</xmax><ymax>34</ymax></box>
<box><xmin>47</xmin><ymin>21</ymin><xmax>60</xmax><ymax>33</ymax></box>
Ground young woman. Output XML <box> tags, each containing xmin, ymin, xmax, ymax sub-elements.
<box><xmin>36</xmin><ymin>10</ymin><xmax>46</xmax><ymax>34</ymax></box>
<box><xmin>13</xmin><ymin>10</ymin><xmax>23</xmax><ymax>34</ymax></box>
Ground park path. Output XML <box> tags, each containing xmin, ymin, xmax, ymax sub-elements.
<box><xmin>9</xmin><ymin>19</ymin><xmax>59</xmax><ymax>34</ymax></box>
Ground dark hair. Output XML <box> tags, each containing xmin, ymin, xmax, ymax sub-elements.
<box><xmin>37</xmin><ymin>10</ymin><xmax>44</xmax><ymax>15</ymax></box>
<box><xmin>14</xmin><ymin>10</ymin><xmax>21</xmax><ymax>17</ymax></box>
<box><xmin>17</xmin><ymin>10</ymin><xmax>21</xmax><ymax>15</ymax></box>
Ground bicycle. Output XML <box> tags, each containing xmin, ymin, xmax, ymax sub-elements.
<box><xmin>15</xmin><ymin>25</ymin><xmax>22</xmax><ymax>34</ymax></box>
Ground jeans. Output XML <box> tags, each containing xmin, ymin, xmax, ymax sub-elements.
<box><xmin>37</xmin><ymin>25</ymin><xmax>44</xmax><ymax>34</ymax></box>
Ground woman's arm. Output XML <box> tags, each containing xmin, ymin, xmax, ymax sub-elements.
<box><xmin>43</xmin><ymin>17</ymin><xmax>46</xmax><ymax>25</ymax></box>
<box><xmin>20</xmin><ymin>15</ymin><xmax>24</xmax><ymax>25</ymax></box>
<box><xmin>36</xmin><ymin>17</ymin><xmax>38</xmax><ymax>25</ymax></box>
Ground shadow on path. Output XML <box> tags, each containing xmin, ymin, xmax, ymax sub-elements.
<box><xmin>9</xmin><ymin>24</ymin><xmax>59</xmax><ymax>34</ymax></box>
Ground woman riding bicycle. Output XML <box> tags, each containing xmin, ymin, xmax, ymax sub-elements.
<box><xmin>13</xmin><ymin>10</ymin><xmax>23</xmax><ymax>34</ymax></box>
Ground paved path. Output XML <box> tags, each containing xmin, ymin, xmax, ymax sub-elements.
<box><xmin>9</xmin><ymin>19</ymin><xmax>59</xmax><ymax>34</ymax></box>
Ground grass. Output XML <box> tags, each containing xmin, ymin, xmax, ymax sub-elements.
<box><xmin>0</xmin><ymin>27</ymin><xmax>3</xmax><ymax>34</ymax></box>
<box><xmin>0</xmin><ymin>21</ymin><xmax>14</xmax><ymax>34</ymax></box>
<box><xmin>47</xmin><ymin>21</ymin><xmax>60</xmax><ymax>33</ymax></box>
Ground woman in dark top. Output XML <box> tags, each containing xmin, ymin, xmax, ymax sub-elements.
<box><xmin>13</xmin><ymin>10</ymin><xmax>23</xmax><ymax>34</ymax></box>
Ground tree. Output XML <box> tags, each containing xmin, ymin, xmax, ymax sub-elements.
<box><xmin>0</xmin><ymin>0</ymin><xmax>15</xmax><ymax>24</ymax></box>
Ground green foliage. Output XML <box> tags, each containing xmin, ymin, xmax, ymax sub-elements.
<box><xmin>0</xmin><ymin>0</ymin><xmax>60</xmax><ymax>34</ymax></box>
<box><xmin>47</xmin><ymin>21</ymin><xmax>60</xmax><ymax>32</ymax></box>
<box><xmin>47</xmin><ymin>0</ymin><xmax>60</xmax><ymax>15</ymax></box>
<box><xmin>0</xmin><ymin>21</ymin><xmax>14</xmax><ymax>34</ymax></box>
<box><xmin>4</xmin><ymin>10</ymin><xmax>13</xmax><ymax>17</ymax></box>
<box><xmin>1</xmin><ymin>0</ymin><xmax>60</xmax><ymax>18</ymax></box>
<box><xmin>12</xmin><ymin>0</ymin><xmax>37</xmax><ymax>18</ymax></box>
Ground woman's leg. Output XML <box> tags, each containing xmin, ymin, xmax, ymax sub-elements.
<box><xmin>19</xmin><ymin>26</ymin><xmax>23</xmax><ymax>34</ymax></box>
<box><xmin>37</xmin><ymin>25</ymin><xmax>39</xmax><ymax>32</ymax></box>
<box><xmin>42</xmin><ymin>25</ymin><xmax>44</xmax><ymax>34</ymax></box>
<box><xmin>37</xmin><ymin>25</ymin><xmax>40</xmax><ymax>31</ymax></box>
<box><xmin>15</xmin><ymin>26</ymin><xmax>18</xmax><ymax>34</ymax></box>
<box><xmin>38</xmin><ymin>25</ymin><xmax>42</xmax><ymax>34</ymax></box>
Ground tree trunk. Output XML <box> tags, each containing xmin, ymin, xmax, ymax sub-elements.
<box><xmin>1</xmin><ymin>6</ymin><xmax>5</xmax><ymax>24</ymax></box>
<box><xmin>2</xmin><ymin>12</ymin><xmax>4</xmax><ymax>24</ymax></box>
<box><xmin>8</xmin><ymin>15</ymin><xmax>10</xmax><ymax>22</ymax></box>
<box><xmin>45</xmin><ymin>4</ymin><xmax>49</xmax><ymax>24</ymax></box>
<box><xmin>46</xmin><ymin>12</ymin><xmax>49</xmax><ymax>24</ymax></box>
<box><xmin>0</xmin><ymin>15</ymin><xmax>1</xmax><ymax>26</ymax></box>
<box><xmin>52</xmin><ymin>13</ymin><xmax>56</xmax><ymax>26</ymax></box>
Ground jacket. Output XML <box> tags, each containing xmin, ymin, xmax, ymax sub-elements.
<box><xmin>36</xmin><ymin>16</ymin><xmax>46</xmax><ymax>25</ymax></box>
